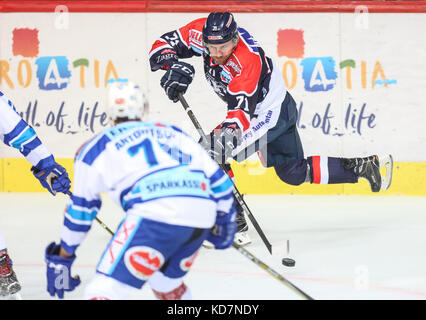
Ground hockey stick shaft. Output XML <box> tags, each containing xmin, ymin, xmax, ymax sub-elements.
<box><xmin>64</xmin><ymin>194</ymin><xmax>311</xmax><ymax>298</ymax></box>
<box><xmin>232</xmin><ymin>243</ymin><xmax>313</xmax><ymax>300</ymax></box>
<box><xmin>178</xmin><ymin>93</ymin><xmax>273</xmax><ymax>254</ymax></box>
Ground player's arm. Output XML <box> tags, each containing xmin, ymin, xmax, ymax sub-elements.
<box><xmin>150</xmin><ymin>19</ymin><xmax>205</xmax><ymax>103</ymax></box>
<box><xmin>208</xmin><ymin>62</ymin><xmax>261</xmax><ymax>164</ymax></box>
<box><xmin>59</xmin><ymin>156</ymin><xmax>104</xmax><ymax>256</ymax></box>
<box><xmin>149</xmin><ymin>18</ymin><xmax>206</xmax><ymax>71</ymax></box>
<box><xmin>45</xmin><ymin>149</ymin><xmax>105</xmax><ymax>299</ymax></box>
<box><xmin>0</xmin><ymin>92</ymin><xmax>70</xmax><ymax>195</ymax></box>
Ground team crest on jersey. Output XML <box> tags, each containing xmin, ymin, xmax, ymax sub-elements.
<box><xmin>179</xmin><ymin>251</ymin><xmax>199</xmax><ymax>272</ymax></box>
<box><xmin>225</xmin><ymin>57</ymin><xmax>242</xmax><ymax>77</ymax></box>
<box><xmin>189</xmin><ymin>29</ymin><xmax>203</xmax><ymax>54</ymax></box>
<box><xmin>124</xmin><ymin>246</ymin><xmax>165</xmax><ymax>280</ymax></box>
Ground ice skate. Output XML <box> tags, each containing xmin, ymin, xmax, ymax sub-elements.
<box><xmin>0</xmin><ymin>250</ymin><xmax>21</xmax><ymax>298</ymax></box>
<box><xmin>235</xmin><ymin>211</ymin><xmax>251</xmax><ymax>246</ymax></box>
<box><xmin>343</xmin><ymin>155</ymin><xmax>393</xmax><ymax>192</ymax></box>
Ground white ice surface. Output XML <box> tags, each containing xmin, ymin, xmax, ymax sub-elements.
<box><xmin>1</xmin><ymin>193</ymin><xmax>426</xmax><ymax>300</ymax></box>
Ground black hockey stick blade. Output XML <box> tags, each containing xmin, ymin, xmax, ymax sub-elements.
<box><xmin>232</xmin><ymin>243</ymin><xmax>314</xmax><ymax>300</ymax></box>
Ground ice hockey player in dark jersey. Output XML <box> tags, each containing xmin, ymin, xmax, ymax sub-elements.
<box><xmin>149</xmin><ymin>12</ymin><xmax>393</xmax><ymax>246</ymax></box>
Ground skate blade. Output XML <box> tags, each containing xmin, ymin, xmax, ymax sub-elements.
<box><xmin>379</xmin><ymin>154</ymin><xmax>393</xmax><ymax>191</ymax></box>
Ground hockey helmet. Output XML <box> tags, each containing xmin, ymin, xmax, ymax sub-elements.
<box><xmin>202</xmin><ymin>12</ymin><xmax>238</xmax><ymax>45</ymax></box>
<box><xmin>106</xmin><ymin>79</ymin><xmax>148</xmax><ymax>123</ymax></box>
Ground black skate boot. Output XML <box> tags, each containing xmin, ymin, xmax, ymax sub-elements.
<box><xmin>0</xmin><ymin>250</ymin><xmax>21</xmax><ymax>297</ymax></box>
<box><xmin>343</xmin><ymin>155</ymin><xmax>381</xmax><ymax>192</ymax></box>
<box><xmin>234</xmin><ymin>197</ymin><xmax>251</xmax><ymax>246</ymax></box>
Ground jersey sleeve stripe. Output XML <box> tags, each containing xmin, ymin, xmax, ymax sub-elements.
<box><xmin>20</xmin><ymin>137</ymin><xmax>42</xmax><ymax>157</ymax></box>
<box><xmin>225</xmin><ymin>109</ymin><xmax>250</xmax><ymax>131</ymax></box>
<box><xmin>70</xmin><ymin>194</ymin><xmax>102</xmax><ymax>210</ymax></box>
<box><xmin>66</xmin><ymin>206</ymin><xmax>98</xmax><ymax>222</ymax></box>
<box><xmin>11</xmin><ymin>127</ymin><xmax>36</xmax><ymax>150</ymax></box>
<box><xmin>64</xmin><ymin>218</ymin><xmax>91</xmax><ymax>232</ymax></box>
<box><xmin>64</xmin><ymin>211</ymin><xmax>93</xmax><ymax>226</ymax></box>
<box><xmin>81</xmin><ymin>134</ymin><xmax>111</xmax><ymax>165</ymax></box>
<box><xmin>211</xmin><ymin>178</ymin><xmax>233</xmax><ymax>194</ymax></box>
<box><xmin>209</xmin><ymin>168</ymin><xmax>226</xmax><ymax>185</ymax></box>
<box><xmin>3</xmin><ymin>119</ymin><xmax>28</xmax><ymax>145</ymax></box>
<box><xmin>149</xmin><ymin>40</ymin><xmax>173</xmax><ymax>57</ymax></box>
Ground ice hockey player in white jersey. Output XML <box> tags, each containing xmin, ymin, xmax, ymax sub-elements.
<box><xmin>44</xmin><ymin>80</ymin><xmax>237</xmax><ymax>300</ymax></box>
<box><xmin>0</xmin><ymin>91</ymin><xmax>71</xmax><ymax>299</ymax></box>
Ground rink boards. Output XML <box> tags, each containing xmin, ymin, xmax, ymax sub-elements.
<box><xmin>0</xmin><ymin>4</ymin><xmax>425</xmax><ymax>195</ymax></box>
<box><xmin>1</xmin><ymin>158</ymin><xmax>425</xmax><ymax>195</ymax></box>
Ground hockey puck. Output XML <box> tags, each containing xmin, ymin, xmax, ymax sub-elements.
<box><xmin>282</xmin><ymin>258</ymin><xmax>296</xmax><ymax>267</ymax></box>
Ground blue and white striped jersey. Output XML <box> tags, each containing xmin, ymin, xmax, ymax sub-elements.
<box><xmin>0</xmin><ymin>91</ymin><xmax>54</xmax><ymax>169</ymax></box>
<box><xmin>61</xmin><ymin>121</ymin><xmax>235</xmax><ymax>254</ymax></box>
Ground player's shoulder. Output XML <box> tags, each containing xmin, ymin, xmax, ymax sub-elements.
<box><xmin>224</xmin><ymin>27</ymin><xmax>264</xmax><ymax>94</ymax></box>
<box><xmin>74</xmin><ymin>131</ymin><xmax>108</xmax><ymax>164</ymax></box>
<box><xmin>182</xmin><ymin>17</ymin><xmax>207</xmax><ymax>32</ymax></box>
<box><xmin>233</xmin><ymin>27</ymin><xmax>262</xmax><ymax>66</ymax></box>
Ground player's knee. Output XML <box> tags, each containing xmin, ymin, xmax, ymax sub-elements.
<box><xmin>84</xmin><ymin>273</ymin><xmax>134</xmax><ymax>300</ymax></box>
<box><xmin>149</xmin><ymin>271</ymin><xmax>191</xmax><ymax>300</ymax></box>
<box><xmin>274</xmin><ymin>160</ymin><xmax>308</xmax><ymax>186</ymax></box>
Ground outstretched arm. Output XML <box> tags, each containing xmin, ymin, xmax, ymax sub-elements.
<box><xmin>0</xmin><ymin>92</ymin><xmax>71</xmax><ymax>195</ymax></box>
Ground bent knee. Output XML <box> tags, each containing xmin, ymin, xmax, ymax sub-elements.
<box><xmin>274</xmin><ymin>160</ymin><xmax>308</xmax><ymax>186</ymax></box>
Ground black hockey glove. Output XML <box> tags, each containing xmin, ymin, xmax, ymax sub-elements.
<box><xmin>160</xmin><ymin>61</ymin><xmax>195</xmax><ymax>103</ymax></box>
<box><xmin>208</xmin><ymin>123</ymin><xmax>242</xmax><ymax>165</ymax></box>
<box><xmin>150</xmin><ymin>47</ymin><xmax>179</xmax><ymax>71</ymax></box>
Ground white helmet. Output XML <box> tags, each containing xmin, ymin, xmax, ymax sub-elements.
<box><xmin>107</xmin><ymin>79</ymin><xmax>148</xmax><ymax>123</ymax></box>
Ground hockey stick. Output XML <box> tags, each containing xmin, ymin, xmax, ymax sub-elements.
<box><xmin>70</xmin><ymin>202</ymin><xmax>313</xmax><ymax>300</ymax></box>
<box><xmin>178</xmin><ymin>93</ymin><xmax>273</xmax><ymax>254</ymax></box>
<box><xmin>232</xmin><ymin>243</ymin><xmax>313</xmax><ymax>300</ymax></box>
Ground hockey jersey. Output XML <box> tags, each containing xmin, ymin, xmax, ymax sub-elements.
<box><xmin>60</xmin><ymin>121</ymin><xmax>235</xmax><ymax>255</ymax></box>
<box><xmin>149</xmin><ymin>18</ymin><xmax>287</xmax><ymax>135</ymax></box>
<box><xmin>0</xmin><ymin>91</ymin><xmax>54</xmax><ymax>170</ymax></box>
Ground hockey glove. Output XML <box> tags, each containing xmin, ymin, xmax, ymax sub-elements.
<box><xmin>31</xmin><ymin>162</ymin><xmax>71</xmax><ymax>195</ymax></box>
<box><xmin>206</xmin><ymin>210</ymin><xmax>237</xmax><ymax>250</ymax></box>
<box><xmin>209</xmin><ymin>123</ymin><xmax>242</xmax><ymax>165</ymax></box>
<box><xmin>149</xmin><ymin>46</ymin><xmax>179</xmax><ymax>71</ymax></box>
<box><xmin>160</xmin><ymin>61</ymin><xmax>195</xmax><ymax>103</ymax></box>
<box><xmin>45</xmin><ymin>242</ymin><xmax>81</xmax><ymax>299</ymax></box>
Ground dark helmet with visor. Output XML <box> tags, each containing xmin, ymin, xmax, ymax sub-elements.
<box><xmin>202</xmin><ymin>12</ymin><xmax>238</xmax><ymax>45</ymax></box>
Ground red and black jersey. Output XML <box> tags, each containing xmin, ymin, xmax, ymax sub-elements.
<box><xmin>149</xmin><ymin>18</ymin><xmax>277</xmax><ymax>133</ymax></box>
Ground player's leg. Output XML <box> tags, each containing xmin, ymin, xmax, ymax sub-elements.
<box><xmin>149</xmin><ymin>271</ymin><xmax>192</xmax><ymax>300</ymax></box>
<box><xmin>84</xmin><ymin>273</ymin><xmax>135</xmax><ymax>300</ymax></box>
<box><xmin>0</xmin><ymin>232</ymin><xmax>21</xmax><ymax>298</ymax></box>
<box><xmin>150</xmin><ymin>228</ymin><xmax>209</xmax><ymax>300</ymax></box>
<box><xmin>267</xmin><ymin>94</ymin><xmax>390</xmax><ymax>192</ymax></box>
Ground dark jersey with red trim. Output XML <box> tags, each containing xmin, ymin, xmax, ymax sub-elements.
<box><xmin>149</xmin><ymin>18</ymin><xmax>277</xmax><ymax>133</ymax></box>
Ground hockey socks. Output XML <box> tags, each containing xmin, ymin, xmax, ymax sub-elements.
<box><xmin>308</xmin><ymin>156</ymin><xmax>358</xmax><ymax>184</ymax></box>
